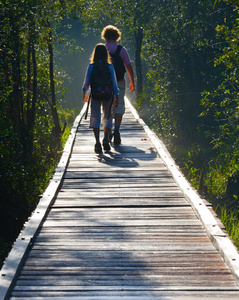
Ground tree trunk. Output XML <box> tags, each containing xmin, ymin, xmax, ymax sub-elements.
<box><xmin>134</xmin><ymin>26</ymin><xmax>143</xmax><ymax>95</ymax></box>
<box><xmin>46</xmin><ymin>19</ymin><xmax>61</xmax><ymax>146</ymax></box>
<box><xmin>10</xmin><ymin>20</ymin><xmax>26</xmax><ymax>162</ymax></box>
<box><xmin>22</xmin><ymin>20</ymin><xmax>38</xmax><ymax>163</ymax></box>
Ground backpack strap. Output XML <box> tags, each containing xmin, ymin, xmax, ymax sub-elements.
<box><xmin>115</xmin><ymin>45</ymin><xmax>122</xmax><ymax>55</ymax></box>
<box><xmin>110</xmin><ymin>45</ymin><xmax>125</xmax><ymax>81</ymax></box>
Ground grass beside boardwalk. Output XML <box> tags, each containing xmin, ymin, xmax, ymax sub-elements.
<box><xmin>218</xmin><ymin>206</ymin><xmax>239</xmax><ymax>249</ymax></box>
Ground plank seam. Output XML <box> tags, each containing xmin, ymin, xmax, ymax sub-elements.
<box><xmin>125</xmin><ymin>97</ymin><xmax>239</xmax><ymax>285</ymax></box>
<box><xmin>0</xmin><ymin>103</ymin><xmax>88</xmax><ymax>300</ymax></box>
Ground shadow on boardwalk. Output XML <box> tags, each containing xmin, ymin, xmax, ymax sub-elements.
<box><xmin>97</xmin><ymin>144</ymin><xmax>157</xmax><ymax>168</ymax></box>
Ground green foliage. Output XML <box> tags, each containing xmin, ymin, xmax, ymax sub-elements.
<box><xmin>59</xmin><ymin>107</ymin><xmax>79</xmax><ymax>145</ymax></box>
<box><xmin>204</xmin><ymin>159</ymin><xmax>228</xmax><ymax>196</ymax></box>
<box><xmin>0</xmin><ymin>105</ymin><xmax>77</xmax><ymax>268</ymax></box>
<box><xmin>0</xmin><ymin>238</ymin><xmax>12</xmax><ymax>268</ymax></box>
<box><xmin>218</xmin><ymin>206</ymin><xmax>239</xmax><ymax>248</ymax></box>
<box><xmin>182</xmin><ymin>147</ymin><xmax>204</xmax><ymax>191</ymax></box>
<box><xmin>139</xmin><ymin>0</ymin><xmax>228</xmax><ymax>145</ymax></box>
<box><xmin>200</xmin><ymin>1</ymin><xmax>239</xmax><ymax>204</ymax></box>
<box><xmin>131</xmin><ymin>0</ymin><xmax>238</xmax><ymax>208</ymax></box>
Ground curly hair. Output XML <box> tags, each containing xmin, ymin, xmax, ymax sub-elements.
<box><xmin>101</xmin><ymin>25</ymin><xmax>121</xmax><ymax>42</ymax></box>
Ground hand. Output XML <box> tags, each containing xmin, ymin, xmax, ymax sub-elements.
<box><xmin>114</xmin><ymin>95</ymin><xmax>119</xmax><ymax>107</ymax></box>
<box><xmin>129</xmin><ymin>82</ymin><xmax>135</xmax><ymax>92</ymax></box>
<box><xmin>83</xmin><ymin>93</ymin><xmax>89</xmax><ymax>102</ymax></box>
<box><xmin>125</xmin><ymin>64</ymin><xmax>135</xmax><ymax>92</ymax></box>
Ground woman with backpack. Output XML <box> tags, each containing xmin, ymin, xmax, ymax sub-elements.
<box><xmin>83</xmin><ymin>43</ymin><xmax>119</xmax><ymax>154</ymax></box>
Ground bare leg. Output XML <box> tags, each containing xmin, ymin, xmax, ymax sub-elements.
<box><xmin>93</xmin><ymin>128</ymin><xmax>102</xmax><ymax>153</ymax></box>
<box><xmin>114</xmin><ymin>113</ymin><xmax>122</xmax><ymax>145</ymax></box>
<box><xmin>93</xmin><ymin>128</ymin><xmax>100</xmax><ymax>143</ymax></box>
<box><xmin>103</xmin><ymin>127</ymin><xmax>111</xmax><ymax>150</ymax></box>
<box><xmin>114</xmin><ymin>113</ymin><xmax>123</xmax><ymax>130</ymax></box>
<box><xmin>104</xmin><ymin>126</ymin><xmax>110</xmax><ymax>139</ymax></box>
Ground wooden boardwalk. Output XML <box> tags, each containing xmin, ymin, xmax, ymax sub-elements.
<box><xmin>1</xmin><ymin>98</ymin><xmax>239</xmax><ymax>299</ymax></box>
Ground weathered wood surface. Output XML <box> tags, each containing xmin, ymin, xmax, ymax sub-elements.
<box><xmin>2</xmin><ymin>98</ymin><xmax>239</xmax><ymax>299</ymax></box>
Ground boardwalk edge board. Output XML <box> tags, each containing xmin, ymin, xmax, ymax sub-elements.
<box><xmin>0</xmin><ymin>103</ymin><xmax>88</xmax><ymax>299</ymax></box>
<box><xmin>126</xmin><ymin>97</ymin><xmax>239</xmax><ymax>285</ymax></box>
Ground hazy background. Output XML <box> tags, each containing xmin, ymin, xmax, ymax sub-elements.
<box><xmin>56</xmin><ymin>20</ymin><xmax>101</xmax><ymax>110</ymax></box>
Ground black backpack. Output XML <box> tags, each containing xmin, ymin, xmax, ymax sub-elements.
<box><xmin>110</xmin><ymin>45</ymin><xmax>126</xmax><ymax>81</ymax></box>
<box><xmin>90</xmin><ymin>62</ymin><xmax>114</xmax><ymax>100</ymax></box>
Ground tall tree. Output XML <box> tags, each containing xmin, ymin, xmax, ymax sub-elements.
<box><xmin>46</xmin><ymin>18</ymin><xmax>62</xmax><ymax>143</ymax></box>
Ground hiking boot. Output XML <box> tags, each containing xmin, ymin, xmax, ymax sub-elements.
<box><xmin>113</xmin><ymin>130</ymin><xmax>121</xmax><ymax>145</ymax></box>
<box><xmin>94</xmin><ymin>142</ymin><xmax>102</xmax><ymax>154</ymax></box>
<box><xmin>103</xmin><ymin>138</ymin><xmax>111</xmax><ymax>151</ymax></box>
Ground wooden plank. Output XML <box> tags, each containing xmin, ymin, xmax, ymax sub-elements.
<box><xmin>52</xmin><ymin>199</ymin><xmax>189</xmax><ymax>208</ymax></box>
<box><xmin>71</xmin><ymin>146</ymin><xmax>157</xmax><ymax>154</ymax></box>
<box><xmin>25</xmin><ymin>254</ymin><xmax>225</xmax><ymax>270</ymax></box>
<box><xmin>64</xmin><ymin>170</ymin><xmax>172</xmax><ymax>179</ymax></box>
<box><xmin>70</xmin><ymin>152</ymin><xmax>158</xmax><ymax>159</ymax></box>
<box><xmin>55</xmin><ymin>191</ymin><xmax>184</xmax><ymax>199</ymax></box>
<box><xmin>67</xmin><ymin>161</ymin><xmax>165</xmax><ymax>168</ymax></box>
<box><xmin>66</xmin><ymin>167</ymin><xmax>169</xmax><ymax>173</ymax></box>
<box><xmin>12</xmin><ymin>284</ymin><xmax>239</xmax><ymax>291</ymax></box>
<box><xmin>60</xmin><ymin>182</ymin><xmax>178</xmax><ymax>189</ymax></box>
<box><xmin>9</xmin><ymin>292</ymin><xmax>239</xmax><ymax>300</ymax></box>
<box><xmin>41</xmin><ymin>219</ymin><xmax>203</xmax><ymax>227</ymax></box>
<box><xmin>36</xmin><ymin>226</ymin><xmax>207</xmax><ymax>235</ymax></box>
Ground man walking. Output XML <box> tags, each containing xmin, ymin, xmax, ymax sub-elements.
<box><xmin>101</xmin><ymin>25</ymin><xmax>135</xmax><ymax>145</ymax></box>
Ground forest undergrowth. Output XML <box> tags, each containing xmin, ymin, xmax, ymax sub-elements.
<box><xmin>0</xmin><ymin>109</ymin><xmax>78</xmax><ymax>268</ymax></box>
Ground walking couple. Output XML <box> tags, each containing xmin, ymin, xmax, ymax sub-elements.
<box><xmin>82</xmin><ymin>25</ymin><xmax>135</xmax><ymax>154</ymax></box>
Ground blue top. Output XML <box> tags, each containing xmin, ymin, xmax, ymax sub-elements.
<box><xmin>82</xmin><ymin>63</ymin><xmax>120</xmax><ymax>95</ymax></box>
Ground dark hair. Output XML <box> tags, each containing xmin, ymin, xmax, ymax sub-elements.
<box><xmin>101</xmin><ymin>25</ymin><xmax>121</xmax><ymax>42</ymax></box>
<box><xmin>90</xmin><ymin>43</ymin><xmax>112</xmax><ymax>64</ymax></box>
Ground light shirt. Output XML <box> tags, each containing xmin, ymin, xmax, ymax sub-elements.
<box><xmin>105</xmin><ymin>43</ymin><xmax>131</xmax><ymax>66</ymax></box>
